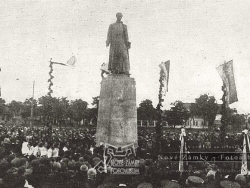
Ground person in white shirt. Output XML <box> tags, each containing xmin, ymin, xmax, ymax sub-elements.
<box><xmin>52</xmin><ymin>147</ymin><xmax>59</xmax><ymax>158</ymax></box>
<box><xmin>32</xmin><ymin>143</ymin><xmax>39</xmax><ymax>157</ymax></box>
<box><xmin>47</xmin><ymin>145</ymin><xmax>53</xmax><ymax>158</ymax></box>
<box><xmin>21</xmin><ymin>140</ymin><xmax>29</xmax><ymax>156</ymax></box>
<box><xmin>28</xmin><ymin>144</ymin><xmax>34</xmax><ymax>157</ymax></box>
<box><xmin>40</xmin><ymin>142</ymin><xmax>48</xmax><ymax>157</ymax></box>
<box><xmin>89</xmin><ymin>145</ymin><xmax>94</xmax><ymax>155</ymax></box>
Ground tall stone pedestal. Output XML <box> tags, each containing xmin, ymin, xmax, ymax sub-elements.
<box><xmin>96</xmin><ymin>74</ymin><xmax>138</xmax><ymax>147</ymax></box>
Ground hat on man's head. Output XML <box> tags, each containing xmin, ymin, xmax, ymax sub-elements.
<box><xmin>3</xmin><ymin>138</ymin><xmax>10</xmax><ymax>144</ymax></box>
<box><xmin>235</xmin><ymin>174</ymin><xmax>246</xmax><ymax>184</ymax></box>
<box><xmin>87</xmin><ymin>168</ymin><xmax>97</xmax><ymax>179</ymax></box>
<box><xmin>80</xmin><ymin>165</ymin><xmax>88</xmax><ymax>172</ymax></box>
<box><xmin>93</xmin><ymin>157</ymin><xmax>101</xmax><ymax>166</ymax></box>
<box><xmin>67</xmin><ymin>170</ymin><xmax>75</xmax><ymax>178</ymax></box>
<box><xmin>52</xmin><ymin>162</ymin><xmax>61</xmax><ymax>171</ymax></box>
<box><xmin>79</xmin><ymin>157</ymin><xmax>84</xmax><ymax>162</ymax></box>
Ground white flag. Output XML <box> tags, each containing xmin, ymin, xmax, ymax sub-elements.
<box><xmin>241</xmin><ymin>130</ymin><xmax>250</xmax><ymax>175</ymax></box>
<box><xmin>159</xmin><ymin>61</ymin><xmax>170</xmax><ymax>95</ymax></box>
<box><xmin>67</xmin><ymin>56</ymin><xmax>76</xmax><ymax>66</ymax></box>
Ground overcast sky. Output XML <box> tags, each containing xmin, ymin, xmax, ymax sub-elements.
<box><xmin>1</xmin><ymin>0</ymin><xmax>250</xmax><ymax>113</ymax></box>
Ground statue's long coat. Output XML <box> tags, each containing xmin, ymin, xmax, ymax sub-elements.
<box><xmin>106</xmin><ymin>21</ymin><xmax>130</xmax><ymax>74</ymax></box>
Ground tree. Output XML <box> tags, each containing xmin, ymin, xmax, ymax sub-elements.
<box><xmin>137</xmin><ymin>99</ymin><xmax>157</xmax><ymax>121</ymax></box>
<box><xmin>190</xmin><ymin>94</ymin><xmax>219</xmax><ymax>128</ymax></box>
<box><xmin>8</xmin><ymin>100</ymin><xmax>22</xmax><ymax>117</ymax></box>
<box><xmin>52</xmin><ymin>97</ymin><xmax>70</xmax><ymax>125</ymax></box>
<box><xmin>0</xmin><ymin>98</ymin><xmax>7</xmax><ymax>122</ymax></box>
<box><xmin>38</xmin><ymin>95</ymin><xmax>58</xmax><ymax>122</ymax></box>
<box><xmin>84</xmin><ymin>96</ymin><xmax>99</xmax><ymax>125</ymax></box>
<box><xmin>165</xmin><ymin>100</ymin><xmax>189</xmax><ymax>128</ymax></box>
<box><xmin>0</xmin><ymin>98</ymin><xmax>6</xmax><ymax>117</ymax></box>
<box><xmin>21</xmin><ymin>99</ymin><xmax>31</xmax><ymax>119</ymax></box>
<box><xmin>70</xmin><ymin>99</ymin><xmax>88</xmax><ymax>125</ymax></box>
<box><xmin>227</xmin><ymin>109</ymin><xmax>245</xmax><ymax>126</ymax></box>
<box><xmin>60</xmin><ymin>97</ymin><xmax>70</xmax><ymax>122</ymax></box>
<box><xmin>38</xmin><ymin>95</ymin><xmax>68</xmax><ymax>123</ymax></box>
<box><xmin>84</xmin><ymin>108</ymin><xmax>98</xmax><ymax>125</ymax></box>
<box><xmin>21</xmin><ymin>98</ymin><xmax>38</xmax><ymax>120</ymax></box>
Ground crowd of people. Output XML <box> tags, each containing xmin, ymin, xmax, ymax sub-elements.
<box><xmin>0</xmin><ymin>124</ymin><xmax>248</xmax><ymax>188</ymax></box>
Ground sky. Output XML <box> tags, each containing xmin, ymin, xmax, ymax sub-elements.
<box><xmin>1</xmin><ymin>0</ymin><xmax>250</xmax><ymax>113</ymax></box>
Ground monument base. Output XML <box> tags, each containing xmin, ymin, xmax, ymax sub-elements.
<box><xmin>96</xmin><ymin>74</ymin><xmax>138</xmax><ymax>147</ymax></box>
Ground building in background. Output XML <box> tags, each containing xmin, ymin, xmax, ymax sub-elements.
<box><xmin>183</xmin><ymin>103</ymin><xmax>222</xmax><ymax>129</ymax></box>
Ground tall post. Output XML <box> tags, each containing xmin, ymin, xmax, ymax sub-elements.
<box><xmin>47</xmin><ymin>58</ymin><xmax>70</xmax><ymax>122</ymax></box>
<box><xmin>220</xmin><ymin>84</ymin><xmax>228</xmax><ymax>144</ymax></box>
<box><xmin>155</xmin><ymin>69</ymin><xmax>164</xmax><ymax>156</ymax></box>
<box><xmin>47</xmin><ymin>60</ymin><xmax>54</xmax><ymax>123</ymax></box>
<box><xmin>46</xmin><ymin>60</ymin><xmax>53</xmax><ymax>140</ymax></box>
<box><xmin>48</xmin><ymin>60</ymin><xmax>54</xmax><ymax>97</ymax></box>
<box><xmin>30</xmin><ymin>81</ymin><xmax>35</xmax><ymax>128</ymax></box>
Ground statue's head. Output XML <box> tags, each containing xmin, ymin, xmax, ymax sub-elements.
<box><xmin>116</xmin><ymin>12</ymin><xmax>123</xmax><ymax>21</ymax></box>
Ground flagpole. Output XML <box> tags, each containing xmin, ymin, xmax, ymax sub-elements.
<box><xmin>30</xmin><ymin>81</ymin><xmax>35</xmax><ymax>128</ymax></box>
<box><xmin>155</xmin><ymin>67</ymin><xmax>164</xmax><ymax>157</ymax></box>
<box><xmin>155</xmin><ymin>61</ymin><xmax>170</xmax><ymax>158</ymax></box>
<box><xmin>216</xmin><ymin>60</ymin><xmax>238</xmax><ymax>144</ymax></box>
<box><xmin>47</xmin><ymin>57</ymin><xmax>76</xmax><ymax>123</ymax></box>
<box><xmin>219</xmin><ymin>84</ymin><xmax>228</xmax><ymax>144</ymax></box>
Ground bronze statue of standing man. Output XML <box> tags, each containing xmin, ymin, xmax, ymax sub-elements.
<box><xmin>106</xmin><ymin>13</ymin><xmax>131</xmax><ymax>75</ymax></box>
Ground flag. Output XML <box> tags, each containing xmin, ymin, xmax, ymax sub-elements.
<box><xmin>67</xmin><ymin>56</ymin><xmax>76</xmax><ymax>66</ymax></box>
<box><xmin>103</xmin><ymin>143</ymin><xmax>107</xmax><ymax>173</ymax></box>
<box><xmin>159</xmin><ymin>61</ymin><xmax>170</xmax><ymax>95</ymax></box>
<box><xmin>241</xmin><ymin>130</ymin><xmax>250</xmax><ymax>175</ymax></box>
<box><xmin>216</xmin><ymin>60</ymin><xmax>238</xmax><ymax>105</ymax></box>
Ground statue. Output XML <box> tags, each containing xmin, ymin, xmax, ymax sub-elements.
<box><xmin>106</xmin><ymin>13</ymin><xmax>131</xmax><ymax>75</ymax></box>
<box><xmin>96</xmin><ymin>13</ymin><xmax>137</xmax><ymax>147</ymax></box>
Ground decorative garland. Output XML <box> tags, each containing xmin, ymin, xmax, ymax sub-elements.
<box><xmin>155</xmin><ymin>69</ymin><xmax>164</xmax><ymax>155</ymax></box>
<box><xmin>48</xmin><ymin>61</ymin><xmax>54</xmax><ymax>97</ymax></box>
<box><xmin>46</xmin><ymin>57</ymin><xmax>75</xmax><ymax>122</ymax></box>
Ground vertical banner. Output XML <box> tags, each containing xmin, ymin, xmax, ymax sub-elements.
<box><xmin>241</xmin><ymin>130</ymin><xmax>250</xmax><ymax>175</ymax></box>
<box><xmin>159</xmin><ymin>61</ymin><xmax>170</xmax><ymax>95</ymax></box>
<box><xmin>103</xmin><ymin>143</ymin><xmax>107</xmax><ymax>173</ymax></box>
<box><xmin>179</xmin><ymin>128</ymin><xmax>187</xmax><ymax>173</ymax></box>
<box><xmin>216</xmin><ymin>60</ymin><xmax>238</xmax><ymax>106</ymax></box>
